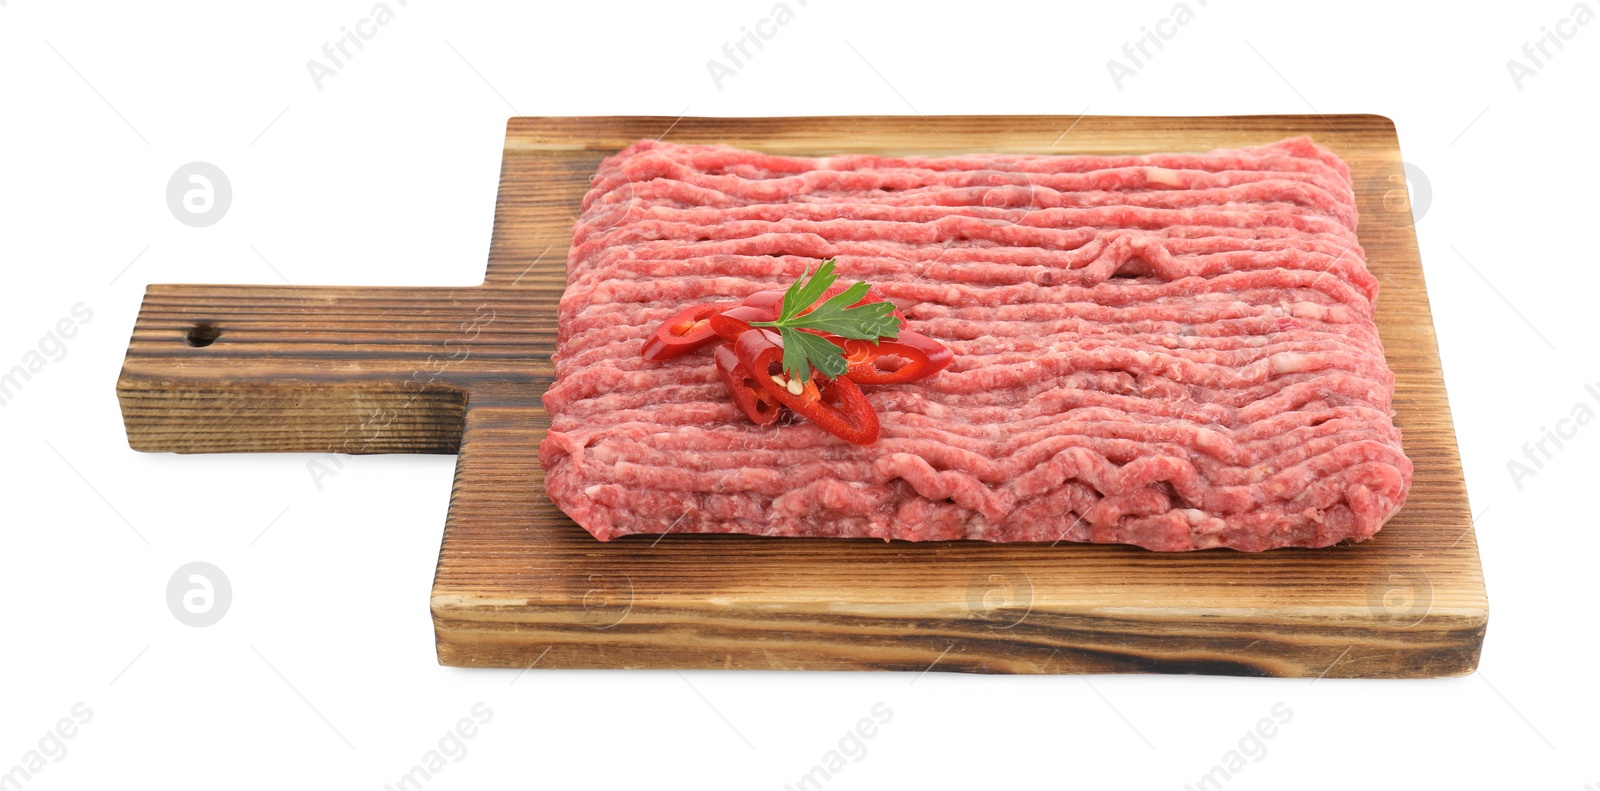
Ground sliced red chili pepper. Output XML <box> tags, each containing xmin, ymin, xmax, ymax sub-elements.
<box><xmin>708</xmin><ymin>304</ymin><xmax>777</xmax><ymax>343</ymax></box>
<box><xmin>734</xmin><ymin>329</ymin><xmax>880</xmax><ymax>445</ymax></box>
<box><xmin>740</xmin><ymin>284</ymin><xmax>907</xmax><ymax>328</ymax></box>
<box><xmin>640</xmin><ymin>302</ymin><xmax>736</xmax><ymax>362</ymax></box>
<box><xmin>713</xmin><ymin>343</ymin><xmax>780</xmax><ymax>426</ymax></box>
<box><xmin>834</xmin><ymin>330</ymin><xmax>953</xmax><ymax>385</ymax></box>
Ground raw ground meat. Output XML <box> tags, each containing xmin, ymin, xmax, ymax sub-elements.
<box><xmin>538</xmin><ymin>137</ymin><xmax>1413</xmax><ymax>551</ymax></box>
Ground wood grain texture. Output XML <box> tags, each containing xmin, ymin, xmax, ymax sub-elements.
<box><xmin>117</xmin><ymin>115</ymin><xmax>1487</xmax><ymax>678</ymax></box>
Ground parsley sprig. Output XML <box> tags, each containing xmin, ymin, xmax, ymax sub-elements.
<box><xmin>750</xmin><ymin>259</ymin><xmax>902</xmax><ymax>382</ymax></box>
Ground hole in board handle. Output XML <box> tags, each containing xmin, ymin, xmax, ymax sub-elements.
<box><xmin>185</xmin><ymin>323</ymin><xmax>221</xmax><ymax>348</ymax></box>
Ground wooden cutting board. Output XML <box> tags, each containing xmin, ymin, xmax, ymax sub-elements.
<box><xmin>117</xmin><ymin>115</ymin><xmax>1486</xmax><ymax>678</ymax></box>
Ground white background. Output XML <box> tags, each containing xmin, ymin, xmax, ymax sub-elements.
<box><xmin>2</xmin><ymin>1</ymin><xmax>1596</xmax><ymax>789</ymax></box>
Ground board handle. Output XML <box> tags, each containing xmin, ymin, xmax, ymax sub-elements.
<box><xmin>113</xmin><ymin>282</ymin><xmax>518</xmax><ymax>454</ymax></box>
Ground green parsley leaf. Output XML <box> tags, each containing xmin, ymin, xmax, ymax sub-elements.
<box><xmin>793</xmin><ymin>284</ymin><xmax>901</xmax><ymax>340</ymax></box>
<box><xmin>780</xmin><ymin>260</ymin><xmax>839</xmax><ymax>322</ymax></box>
<box><xmin>779</xmin><ymin>327</ymin><xmax>849</xmax><ymax>382</ymax></box>
<box><xmin>751</xmin><ymin>258</ymin><xmax>903</xmax><ymax>382</ymax></box>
